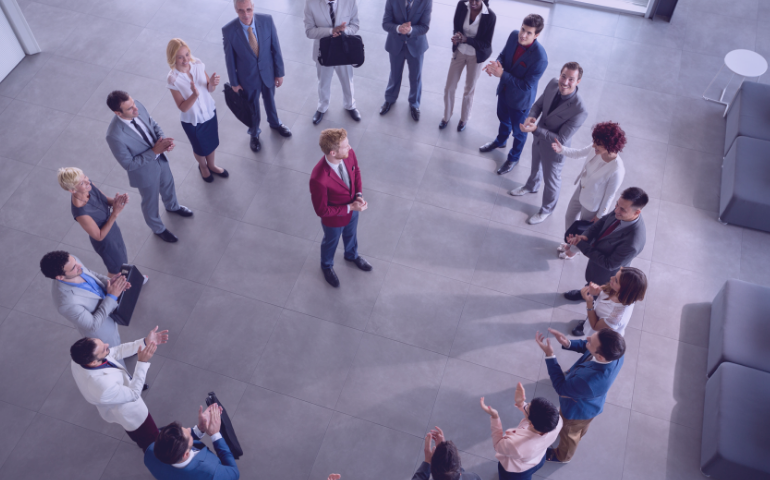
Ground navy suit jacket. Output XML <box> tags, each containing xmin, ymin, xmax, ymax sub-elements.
<box><xmin>382</xmin><ymin>0</ymin><xmax>432</xmax><ymax>57</ymax></box>
<box><xmin>144</xmin><ymin>430</ymin><xmax>240</xmax><ymax>480</ymax></box>
<box><xmin>495</xmin><ymin>30</ymin><xmax>548</xmax><ymax>111</ymax></box>
<box><xmin>545</xmin><ymin>340</ymin><xmax>623</xmax><ymax>421</ymax></box>
<box><xmin>222</xmin><ymin>15</ymin><xmax>285</xmax><ymax>93</ymax></box>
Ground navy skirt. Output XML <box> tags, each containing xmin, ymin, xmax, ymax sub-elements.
<box><xmin>182</xmin><ymin>110</ymin><xmax>220</xmax><ymax>156</ymax></box>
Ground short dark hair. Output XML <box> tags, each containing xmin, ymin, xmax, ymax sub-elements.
<box><xmin>522</xmin><ymin>14</ymin><xmax>545</xmax><ymax>34</ymax></box>
<box><xmin>596</xmin><ymin>329</ymin><xmax>626</xmax><ymax>361</ymax></box>
<box><xmin>620</xmin><ymin>187</ymin><xmax>649</xmax><ymax>210</ymax></box>
<box><xmin>106</xmin><ymin>90</ymin><xmax>130</xmax><ymax>113</ymax></box>
<box><xmin>70</xmin><ymin>338</ymin><xmax>98</xmax><ymax>366</ymax></box>
<box><xmin>561</xmin><ymin>61</ymin><xmax>583</xmax><ymax>80</ymax></box>
<box><xmin>431</xmin><ymin>441</ymin><xmax>462</xmax><ymax>480</ymax></box>
<box><xmin>40</xmin><ymin>250</ymin><xmax>70</xmax><ymax>279</ymax></box>
<box><xmin>592</xmin><ymin>121</ymin><xmax>627</xmax><ymax>154</ymax></box>
<box><xmin>528</xmin><ymin>397</ymin><xmax>560</xmax><ymax>433</ymax></box>
<box><xmin>154</xmin><ymin>422</ymin><xmax>189</xmax><ymax>465</ymax></box>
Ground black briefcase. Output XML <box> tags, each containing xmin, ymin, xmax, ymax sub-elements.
<box><xmin>223</xmin><ymin>83</ymin><xmax>253</xmax><ymax>128</ymax></box>
<box><xmin>109</xmin><ymin>264</ymin><xmax>144</xmax><ymax>326</ymax></box>
<box><xmin>564</xmin><ymin>220</ymin><xmax>594</xmax><ymax>244</ymax></box>
<box><xmin>318</xmin><ymin>33</ymin><xmax>365</xmax><ymax>67</ymax></box>
<box><xmin>206</xmin><ymin>391</ymin><xmax>243</xmax><ymax>459</ymax></box>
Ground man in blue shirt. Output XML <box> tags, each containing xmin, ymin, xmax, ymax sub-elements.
<box><xmin>41</xmin><ymin>250</ymin><xmax>130</xmax><ymax>365</ymax></box>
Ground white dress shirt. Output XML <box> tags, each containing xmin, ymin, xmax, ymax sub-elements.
<box><xmin>457</xmin><ymin>2</ymin><xmax>488</xmax><ymax>56</ymax></box>
<box><xmin>167</xmin><ymin>59</ymin><xmax>217</xmax><ymax>126</ymax></box>
<box><xmin>118</xmin><ymin>116</ymin><xmax>160</xmax><ymax>159</ymax></box>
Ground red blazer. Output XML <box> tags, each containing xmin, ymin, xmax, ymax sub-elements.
<box><xmin>309</xmin><ymin>149</ymin><xmax>363</xmax><ymax>227</ymax></box>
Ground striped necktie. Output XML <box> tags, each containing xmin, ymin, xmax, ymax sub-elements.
<box><xmin>328</xmin><ymin>1</ymin><xmax>336</xmax><ymax>26</ymax></box>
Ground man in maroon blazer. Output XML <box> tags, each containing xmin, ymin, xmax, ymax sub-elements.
<box><xmin>310</xmin><ymin>128</ymin><xmax>372</xmax><ymax>287</ymax></box>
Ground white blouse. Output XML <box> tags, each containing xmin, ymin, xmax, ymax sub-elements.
<box><xmin>561</xmin><ymin>144</ymin><xmax>625</xmax><ymax>217</ymax></box>
<box><xmin>166</xmin><ymin>59</ymin><xmax>216</xmax><ymax>126</ymax></box>
<box><xmin>457</xmin><ymin>2</ymin><xmax>488</xmax><ymax>56</ymax></box>
<box><xmin>584</xmin><ymin>291</ymin><xmax>634</xmax><ymax>337</ymax></box>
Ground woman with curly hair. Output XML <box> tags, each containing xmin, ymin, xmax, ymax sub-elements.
<box><xmin>553</xmin><ymin>121</ymin><xmax>626</xmax><ymax>260</ymax></box>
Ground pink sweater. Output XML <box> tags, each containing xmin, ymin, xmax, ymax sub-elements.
<box><xmin>491</xmin><ymin>403</ymin><xmax>563</xmax><ymax>472</ymax></box>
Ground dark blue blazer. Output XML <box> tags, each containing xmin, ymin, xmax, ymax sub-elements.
<box><xmin>545</xmin><ymin>340</ymin><xmax>623</xmax><ymax>421</ymax></box>
<box><xmin>222</xmin><ymin>15</ymin><xmax>285</xmax><ymax>93</ymax></box>
<box><xmin>144</xmin><ymin>431</ymin><xmax>240</xmax><ymax>480</ymax></box>
<box><xmin>382</xmin><ymin>0</ymin><xmax>432</xmax><ymax>57</ymax></box>
<box><xmin>495</xmin><ymin>30</ymin><xmax>548</xmax><ymax>111</ymax></box>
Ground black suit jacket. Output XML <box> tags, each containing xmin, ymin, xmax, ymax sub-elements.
<box><xmin>451</xmin><ymin>0</ymin><xmax>496</xmax><ymax>63</ymax></box>
<box><xmin>576</xmin><ymin>212</ymin><xmax>646</xmax><ymax>284</ymax></box>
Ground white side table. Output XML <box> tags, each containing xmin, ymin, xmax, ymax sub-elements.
<box><xmin>703</xmin><ymin>49</ymin><xmax>768</xmax><ymax>117</ymax></box>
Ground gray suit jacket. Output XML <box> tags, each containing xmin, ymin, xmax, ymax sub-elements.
<box><xmin>576</xmin><ymin>212</ymin><xmax>646</xmax><ymax>285</ymax></box>
<box><xmin>51</xmin><ymin>257</ymin><xmax>121</xmax><ymax>349</ymax></box>
<box><xmin>528</xmin><ymin>78</ymin><xmax>588</xmax><ymax>164</ymax></box>
<box><xmin>105</xmin><ymin>101</ymin><xmax>166</xmax><ymax>189</ymax></box>
<box><xmin>304</xmin><ymin>0</ymin><xmax>360</xmax><ymax>62</ymax></box>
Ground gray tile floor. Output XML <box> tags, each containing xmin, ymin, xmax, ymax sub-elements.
<box><xmin>0</xmin><ymin>0</ymin><xmax>768</xmax><ymax>478</ymax></box>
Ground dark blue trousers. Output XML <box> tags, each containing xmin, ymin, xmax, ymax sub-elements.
<box><xmin>246</xmin><ymin>80</ymin><xmax>280</xmax><ymax>137</ymax></box>
<box><xmin>495</xmin><ymin>97</ymin><xmax>530</xmax><ymax>165</ymax></box>
<box><xmin>320</xmin><ymin>211</ymin><xmax>359</xmax><ymax>269</ymax></box>
<box><xmin>385</xmin><ymin>49</ymin><xmax>424</xmax><ymax>108</ymax></box>
<box><xmin>497</xmin><ymin>453</ymin><xmax>546</xmax><ymax>480</ymax></box>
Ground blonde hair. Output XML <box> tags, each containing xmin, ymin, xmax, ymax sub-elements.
<box><xmin>319</xmin><ymin>128</ymin><xmax>348</xmax><ymax>155</ymax></box>
<box><xmin>166</xmin><ymin>38</ymin><xmax>193</xmax><ymax>69</ymax></box>
<box><xmin>57</xmin><ymin>167</ymin><xmax>84</xmax><ymax>192</ymax></box>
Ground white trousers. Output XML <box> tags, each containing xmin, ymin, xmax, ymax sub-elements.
<box><xmin>316</xmin><ymin>62</ymin><xmax>356</xmax><ymax>112</ymax></box>
<box><xmin>564</xmin><ymin>187</ymin><xmax>599</xmax><ymax>231</ymax></box>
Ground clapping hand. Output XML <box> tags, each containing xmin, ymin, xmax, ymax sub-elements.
<box><xmin>112</xmin><ymin>193</ymin><xmax>128</xmax><ymax>214</ymax></box>
<box><xmin>424</xmin><ymin>426</ymin><xmax>445</xmax><ymax>462</ymax></box>
<box><xmin>332</xmin><ymin>22</ymin><xmax>347</xmax><ymax>37</ymax></box>
<box><xmin>145</xmin><ymin>326</ymin><xmax>169</xmax><ymax>347</ymax></box>
<box><xmin>398</xmin><ymin>21</ymin><xmax>411</xmax><ymax>34</ymax></box>
<box><xmin>552</xmin><ymin>138</ymin><xmax>564</xmax><ymax>153</ymax></box>
<box><xmin>587</xmin><ymin>282</ymin><xmax>601</xmax><ymax>296</ymax></box>
<box><xmin>566</xmin><ymin>233</ymin><xmax>587</xmax><ymax>246</ymax></box>
<box><xmin>546</xmin><ymin>327</ymin><xmax>571</xmax><ymax>348</ymax></box>
<box><xmin>482</xmin><ymin>60</ymin><xmax>503</xmax><ymax>78</ymax></box>
<box><xmin>514</xmin><ymin>382</ymin><xmax>526</xmax><ymax>407</ymax></box>
<box><xmin>535</xmin><ymin>331</ymin><xmax>555</xmax><ymax>357</ymax></box>
<box><xmin>197</xmin><ymin>404</ymin><xmax>223</xmax><ymax>435</ymax></box>
<box><xmin>206</xmin><ymin>402</ymin><xmax>222</xmax><ymax>436</ymax></box>
<box><xmin>479</xmin><ymin>397</ymin><xmax>499</xmax><ymax>419</ymax></box>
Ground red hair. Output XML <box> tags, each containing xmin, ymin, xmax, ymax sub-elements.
<box><xmin>591</xmin><ymin>121</ymin><xmax>627</xmax><ymax>154</ymax></box>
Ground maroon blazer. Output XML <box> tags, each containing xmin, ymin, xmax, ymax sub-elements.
<box><xmin>309</xmin><ymin>149</ymin><xmax>363</xmax><ymax>228</ymax></box>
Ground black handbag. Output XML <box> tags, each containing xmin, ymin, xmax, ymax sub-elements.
<box><xmin>318</xmin><ymin>33</ymin><xmax>365</xmax><ymax>67</ymax></box>
<box><xmin>564</xmin><ymin>220</ymin><xmax>594</xmax><ymax>244</ymax></box>
<box><xmin>223</xmin><ymin>83</ymin><xmax>252</xmax><ymax>128</ymax></box>
<box><xmin>109</xmin><ymin>264</ymin><xmax>144</xmax><ymax>326</ymax></box>
<box><xmin>205</xmin><ymin>391</ymin><xmax>243</xmax><ymax>459</ymax></box>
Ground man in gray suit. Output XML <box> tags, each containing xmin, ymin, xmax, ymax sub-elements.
<box><xmin>509</xmin><ymin>62</ymin><xmax>588</xmax><ymax>225</ymax></box>
<box><xmin>41</xmin><ymin>250</ymin><xmax>130</xmax><ymax>366</ymax></box>
<box><xmin>105</xmin><ymin>90</ymin><xmax>193</xmax><ymax>243</ymax></box>
<box><xmin>380</xmin><ymin>0</ymin><xmax>432</xmax><ymax>121</ymax></box>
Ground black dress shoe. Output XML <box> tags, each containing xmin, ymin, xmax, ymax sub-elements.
<box><xmin>322</xmin><ymin>267</ymin><xmax>340</xmax><ymax>287</ymax></box>
<box><xmin>438</xmin><ymin>120</ymin><xmax>448</xmax><ymax>129</ymax></box>
<box><xmin>250</xmin><ymin>136</ymin><xmax>261</xmax><ymax>152</ymax></box>
<box><xmin>479</xmin><ymin>141</ymin><xmax>506</xmax><ymax>153</ymax></box>
<box><xmin>572</xmin><ymin>320</ymin><xmax>586</xmax><ymax>336</ymax></box>
<box><xmin>155</xmin><ymin>229</ymin><xmax>178</xmax><ymax>243</ymax></box>
<box><xmin>167</xmin><ymin>205</ymin><xmax>193</xmax><ymax>217</ymax></box>
<box><xmin>199</xmin><ymin>165</ymin><xmax>214</xmax><ymax>183</ymax></box>
<box><xmin>457</xmin><ymin>121</ymin><xmax>466</xmax><ymax>132</ymax></box>
<box><xmin>271</xmin><ymin>124</ymin><xmax>292</xmax><ymax>137</ymax></box>
<box><xmin>410</xmin><ymin>106</ymin><xmax>420</xmax><ymax>121</ymax></box>
<box><xmin>564</xmin><ymin>289</ymin><xmax>583</xmax><ymax>301</ymax></box>
<box><xmin>379</xmin><ymin>101</ymin><xmax>392</xmax><ymax>115</ymax></box>
<box><xmin>496</xmin><ymin>160</ymin><xmax>518</xmax><ymax>175</ymax></box>
<box><xmin>211</xmin><ymin>168</ymin><xmax>229</xmax><ymax>178</ymax></box>
<box><xmin>313</xmin><ymin>110</ymin><xmax>324</xmax><ymax>125</ymax></box>
<box><xmin>347</xmin><ymin>108</ymin><xmax>361</xmax><ymax>121</ymax></box>
<box><xmin>346</xmin><ymin>256</ymin><xmax>373</xmax><ymax>271</ymax></box>
<box><xmin>143</xmin><ymin>383</ymin><xmax>150</xmax><ymax>392</ymax></box>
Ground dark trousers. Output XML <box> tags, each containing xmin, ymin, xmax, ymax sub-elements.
<box><xmin>497</xmin><ymin>453</ymin><xmax>546</xmax><ymax>480</ymax></box>
<box><xmin>320</xmin><ymin>211</ymin><xmax>359</xmax><ymax>269</ymax></box>
<box><xmin>495</xmin><ymin>97</ymin><xmax>529</xmax><ymax>165</ymax></box>
<box><xmin>385</xmin><ymin>49</ymin><xmax>424</xmax><ymax>108</ymax></box>
<box><xmin>246</xmin><ymin>80</ymin><xmax>280</xmax><ymax>137</ymax></box>
<box><xmin>126</xmin><ymin>413</ymin><xmax>159</xmax><ymax>452</ymax></box>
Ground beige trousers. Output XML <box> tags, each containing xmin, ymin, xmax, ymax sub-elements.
<box><xmin>555</xmin><ymin>413</ymin><xmax>594</xmax><ymax>462</ymax></box>
<box><xmin>564</xmin><ymin>187</ymin><xmax>600</xmax><ymax>231</ymax></box>
<box><xmin>443</xmin><ymin>50</ymin><xmax>483</xmax><ymax>123</ymax></box>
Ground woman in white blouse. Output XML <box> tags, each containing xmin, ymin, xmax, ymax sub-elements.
<box><xmin>166</xmin><ymin>38</ymin><xmax>228</xmax><ymax>183</ymax></box>
<box><xmin>553</xmin><ymin>121</ymin><xmax>627</xmax><ymax>260</ymax></box>
<box><xmin>575</xmin><ymin>266</ymin><xmax>647</xmax><ymax>337</ymax></box>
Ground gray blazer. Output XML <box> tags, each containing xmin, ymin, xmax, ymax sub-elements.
<box><xmin>304</xmin><ymin>0</ymin><xmax>360</xmax><ymax>62</ymax></box>
<box><xmin>51</xmin><ymin>257</ymin><xmax>121</xmax><ymax>350</ymax></box>
<box><xmin>576</xmin><ymin>212</ymin><xmax>647</xmax><ymax>285</ymax></box>
<box><xmin>105</xmin><ymin>101</ymin><xmax>166</xmax><ymax>189</ymax></box>
<box><xmin>528</xmin><ymin>78</ymin><xmax>589</xmax><ymax>164</ymax></box>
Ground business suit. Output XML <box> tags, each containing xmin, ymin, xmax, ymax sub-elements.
<box><xmin>523</xmin><ymin>78</ymin><xmax>588</xmax><ymax>215</ymax></box>
<box><xmin>382</xmin><ymin>0</ymin><xmax>433</xmax><ymax>108</ymax></box>
<box><xmin>144</xmin><ymin>429</ymin><xmax>239</xmax><ymax>480</ymax></box>
<box><xmin>309</xmin><ymin>150</ymin><xmax>362</xmax><ymax>269</ymax></box>
<box><xmin>222</xmin><ymin>14</ymin><xmax>285</xmax><ymax>137</ymax></box>
<box><xmin>412</xmin><ymin>461</ymin><xmax>481</xmax><ymax>480</ymax></box>
<box><xmin>546</xmin><ymin>339</ymin><xmax>623</xmax><ymax>461</ymax></box>
<box><xmin>52</xmin><ymin>256</ymin><xmax>122</xmax><ymax>365</ymax></box>
<box><xmin>106</xmin><ymin>101</ymin><xmax>181</xmax><ymax>235</ymax></box>
<box><xmin>304</xmin><ymin>0</ymin><xmax>360</xmax><ymax>112</ymax></box>
<box><xmin>492</xmin><ymin>31</ymin><xmax>548</xmax><ymax>166</ymax></box>
<box><xmin>575</xmin><ymin>212</ymin><xmax>646</xmax><ymax>285</ymax></box>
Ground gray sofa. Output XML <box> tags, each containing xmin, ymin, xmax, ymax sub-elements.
<box><xmin>720</xmin><ymin>137</ymin><xmax>770</xmax><ymax>232</ymax></box>
<box><xmin>724</xmin><ymin>81</ymin><xmax>770</xmax><ymax>156</ymax></box>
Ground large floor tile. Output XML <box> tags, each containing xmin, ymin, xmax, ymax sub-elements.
<box><xmin>668</xmin><ymin>95</ymin><xmax>726</xmax><ymax>154</ymax></box>
<box><xmin>0</xmin><ymin>226</ymin><xmax>58</xmax><ymax>308</ymax></box>
<box><xmin>0</xmin><ymin>414</ymin><xmax>119</xmax><ymax>480</ymax></box>
<box><xmin>335</xmin><ymin>333</ymin><xmax>447</xmax><ymax>436</ymax></box>
<box><xmin>37</xmin><ymin>115</ymin><xmax>116</xmax><ymax>184</ymax></box>
<box><xmin>606</xmin><ymin>39</ymin><xmax>682</xmax><ymax>95</ymax></box>
<box><xmin>355</xmin><ymin>189</ymin><xmax>414</xmax><ymax>262</ymax></box>
<box><xmin>595</xmin><ymin>82</ymin><xmax>677</xmax><ymax>144</ymax></box>
<box><xmin>661</xmin><ymin>144</ymin><xmax>722</xmax><ymax>213</ymax></box>
<box><xmin>550</xmin><ymin>3</ymin><xmax>619</xmax><ymax>36</ymax></box>
<box><xmin>0</xmin><ymin>401</ymin><xmax>36</xmax><ymax>470</ymax></box>
<box><xmin>0</xmin><ymin>100</ymin><xmax>72</xmax><ymax>165</ymax></box>
<box><xmin>16</xmin><ymin>56</ymin><xmax>110</xmax><ymax>114</ymax></box>
<box><xmin>79</xmin><ymin>69</ymin><xmax>166</xmax><ymax>124</ymax></box>
<box><xmin>251</xmin><ymin>310</ymin><xmax>363</xmax><ymax>408</ymax></box>
<box><xmin>21</xmin><ymin>2</ymin><xmax>82</xmax><ymax>53</ymax></box>
<box><xmin>683</xmin><ymin>10</ymin><xmax>756</xmax><ymax>57</ymax></box>
<box><xmin>117</xmin><ymin>29</ymin><xmax>202</xmax><ymax>82</ymax></box>
<box><xmin>0</xmin><ymin>157</ymin><xmax>32</xmax><ymax>211</ymax></box>
<box><xmin>57</xmin><ymin>15</ymin><xmax>142</xmax><ymax>69</ymax></box>
<box><xmin>168</xmin><ymin>287</ymin><xmax>281</xmax><ymax>381</ymax></box>
<box><xmin>98</xmin><ymin>441</ymin><xmax>154</xmax><ymax>480</ymax></box>
<box><xmin>539</xmin><ymin>26</ymin><xmax>614</xmax><ymax>81</ymax></box>
<box><xmin>617</xmin><ymin>135</ymin><xmax>668</xmax><ymax>200</ymax></box>
<box><xmin>675</xmin><ymin>50</ymin><xmax>733</xmax><ymax>100</ymax></box>
<box><xmin>0</xmin><ymin>52</ymin><xmax>52</xmax><ymax>99</ymax></box>
<box><xmin>368</xmin><ymin>263</ymin><xmax>469</xmax><ymax>355</ymax></box>
<box><xmin>145</xmin><ymin>0</ymin><xmax>229</xmax><ymax>41</ymax></box>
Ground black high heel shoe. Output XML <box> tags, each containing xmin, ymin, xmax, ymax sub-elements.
<box><xmin>210</xmin><ymin>167</ymin><xmax>229</xmax><ymax>178</ymax></box>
